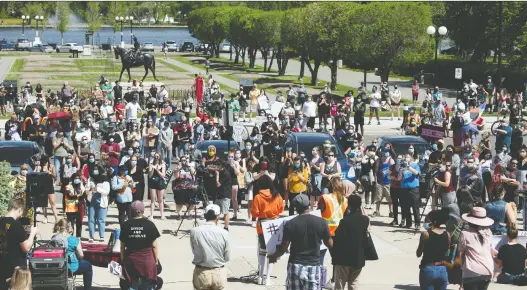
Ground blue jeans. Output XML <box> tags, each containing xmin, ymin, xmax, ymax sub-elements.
<box><xmin>160</xmin><ymin>144</ymin><xmax>172</xmax><ymax>165</ymax></box>
<box><xmin>88</xmin><ymin>200</ymin><xmax>107</xmax><ymax>240</ymax></box>
<box><xmin>178</xmin><ymin>142</ymin><xmax>189</xmax><ymax>157</ymax></box>
<box><xmin>497</xmin><ymin>273</ymin><xmax>520</xmax><ymax>284</ymax></box>
<box><xmin>129</xmin><ymin>278</ymin><xmax>155</xmax><ymax>290</ymax></box>
<box><xmin>319</xmin><ymin>248</ymin><xmax>327</xmax><ymax>265</ymax></box>
<box><xmin>311</xmin><ymin>174</ymin><xmax>322</xmax><ymax>195</ymax></box>
<box><xmin>419</xmin><ymin>265</ymin><xmax>448</xmax><ymax>290</ymax></box>
<box><xmin>54</xmin><ymin>156</ymin><xmax>64</xmax><ymax>180</ymax></box>
<box><xmin>74</xmin><ymin>260</ymin><xmax>93</xmax><ymax>290</ymax></box>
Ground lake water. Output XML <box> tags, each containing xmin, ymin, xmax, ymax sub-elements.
<box><xmin>0</xmin><ymin>26</ymin><xmax>196</xmax><ymax>46</ymax></box>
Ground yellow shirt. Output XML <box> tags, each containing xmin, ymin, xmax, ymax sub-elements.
<box><xmin>288</xmin><ymin>167</ymin><xmax>309</xmax><ymax>194</ymax></box>
<box><xmin>249</xmin><ymin>89</ymin><xmax>260</xmax><ymax>105</ymax></box>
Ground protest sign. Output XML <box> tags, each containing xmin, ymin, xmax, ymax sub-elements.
<box><xmin>270</xmin><ymin>102</ymin><xmax>284</xmax><ymax>118</ymax></box>
<box><xmin>258</xmin><ymin>95</ymin><xmax>270</xmax><ymax>111</ymax></box>
<box><xmin>261</xmin><ymin>210</ymin><xmax>326</xmax><ymax>255</ymax></box>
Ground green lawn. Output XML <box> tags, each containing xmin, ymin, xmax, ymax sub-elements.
<box><xmin>4</xmin><ymin>59</ymin><xmax>24</xmax><ymax>81</ymax></box>
<box><xmin>157</xmin><ymin>59</ymin><xmax>188</xmax><ymax>72</ymax></box>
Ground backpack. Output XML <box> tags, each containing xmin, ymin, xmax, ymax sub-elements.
<box><xmin>50</xmin><ymin>233</ymin><xmax>68</xmax><ymax>250</ymax></box>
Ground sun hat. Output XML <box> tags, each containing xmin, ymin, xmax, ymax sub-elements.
<box><xmin>461</xmin><ymin>207</ymin><xmax>494</xmax><ymax>227</ymax></box>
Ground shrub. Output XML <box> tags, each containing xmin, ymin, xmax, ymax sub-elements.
<box><xmin>0</xmin><ymin>162</ymin><xmax>14</xmax><ymax>216</ymax></box>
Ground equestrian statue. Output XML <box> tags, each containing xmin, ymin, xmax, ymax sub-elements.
<box><xmin>114</xmin><ymin>36</ymin><xmax>159</xmax><ymax>83</ymax></box>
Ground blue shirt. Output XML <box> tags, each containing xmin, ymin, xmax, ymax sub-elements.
<box><xmin>401</xmin><ymin>163</ymin><xmax>420</xmax><ymax>188</ymax></box>
<box><xmin>503</xmin><ymin>125</ymin><xmax>512</xmax><ymax>148</ymax></box>
<box><xmin>111</xmin><ymin>176</ymin><xmax>134</xmax><ymax>203</ymax></box>
<box><xmin>67</xmin><ymin>236</ymin><xmax>80</xmax><ymax>272</ymax></box>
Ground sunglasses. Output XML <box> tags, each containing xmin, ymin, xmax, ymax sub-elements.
<box><xmin>446</xmin><ymin>164</ymin><xmax>451</xmax><ymax>167</ymax></box>
<box><xmin>328</xmin><ymin>155</ymin><xmax>335</xmax><ymax>157</ymax></box>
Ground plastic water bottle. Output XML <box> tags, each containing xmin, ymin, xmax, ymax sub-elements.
<box><xmin>112</xmin><ymin>229</ymin><xmax>121</xmax><ymax>253</ymax></box>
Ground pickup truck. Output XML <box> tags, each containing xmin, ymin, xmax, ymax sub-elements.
<box><xmin>0</xmin><ymin>39</ymin><xmax>15</xmax><ymax>51</ymax></box>
<box><xmin>56</xmin><ymin>43</ymin><xmax>84</xmax><ymax>53</ymax></box>
<box><xmin>15</xmin><ymin>39</ymin><xmax>31</xmax><ymax>51</ymax></box>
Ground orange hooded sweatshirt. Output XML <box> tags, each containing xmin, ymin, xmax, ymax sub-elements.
<box><xmin>252</xmin><ymin>189</ymin><xmax>284</xmax><ymax>234</ymax></box>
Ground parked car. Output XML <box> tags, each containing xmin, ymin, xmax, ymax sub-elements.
<box><xmin>141</xmin><ymin>42</ymin><xmax>155</xmax><ymax>52</ymax></box>
<box><xmin>0</xmin><ymin>141</ymin><xmax>40</xmax><ymax>172</ymax></box>
<box><xmin>0</xmin><ymin>39</ymin><xmax>15</xmax><ymax>51</ymax></box>
<box><xmin>24</xmin><ymin>44</ymin><xmax>53</xmax><ymax>53</ymax></box>
<box><xmin>220</xmin><ymin>42</ymin><xmax>231</xmax><ymax>53</ymax></box>
<box><xmin>195</xmin><ymin>43</ymin><xmax>209</xmax><ymax>53</ymax></box>
<box><xmin>285</xmin><ymin>132</ymin><xmax>352</xmax><ymax>182</ymax></box>
<box><xmin>196</xmin><ymin>140</ymin><xmax>238</xmax><ymax>159</ymax></box>
<box><xmin>15</xmin><ymin>39</ymin><xmax>31</xmax><ymax>51</ymax></box>
<box><xmin>180</xmin><ymin>42</ymin><xmax>195</xmax><ymax>52</ymax></box>
<box><xmin>166</xmin><ymin>40</ymin><xmax>178</xmax><ymax>52</ymax></box>
<box><xmin>56</xmin><ymin>43</ymin><xmax>84</xmax><ymax>53</ymax></box>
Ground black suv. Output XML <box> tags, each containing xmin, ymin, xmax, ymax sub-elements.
<box><xmin>180</xmin><ymin>42</ymin><xmax>195</xmax><ymax>52</ymax></box>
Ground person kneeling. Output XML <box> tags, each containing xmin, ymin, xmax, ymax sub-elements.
<box><xmin>494</xmin><ymin>223</ymin><xmax>527</xmax><ymax>284</ymax></box>
<box><xmin>52</xmin><ymin>219</ymin><xmax>93</xmax><ymax>290</ymax></box>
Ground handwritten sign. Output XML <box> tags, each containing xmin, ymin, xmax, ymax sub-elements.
<box><xmin>270</xmin><ymin>102</ymin><xmax>284</xmax><ymax>118</ymax></box>
<box><xmin>258</xmin><ymin>95</ymin><xmax>270</xmax><ymax>110</ymax></box>
<box><xmin>261</xmin><ymin>210</ymin><xmax>327</xmax><ymax>255</ymax></box>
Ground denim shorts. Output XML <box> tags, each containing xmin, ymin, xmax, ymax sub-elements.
<box><xmin>419</xmin><ymin>265</ymin><xmax>448</xmax><ymax>290</ymax></box>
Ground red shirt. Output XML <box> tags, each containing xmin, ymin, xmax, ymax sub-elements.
<box><xmin>100</xmin><ymin>142</ymin><xmax>120</xmax><ymax>166</ymax></box>
<box><xmin>114</xmin><ymin>104</ymin><xmax>125</xmax><ymax>121</ymax></box>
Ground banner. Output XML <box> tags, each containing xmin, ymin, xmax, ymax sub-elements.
<box><xmin>420</xmin><ymin>124</ymin><xmax>445</xmax><ymax>140</ymax></box>
<box><xmin>261</xmin><ymin>210</ymin><xmax>327</xmax><ymax>255</ymax></box>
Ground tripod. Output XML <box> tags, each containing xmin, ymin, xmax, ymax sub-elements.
<box><xmin>174</xmin><ymin>179</ymin><xmax>209</xmax><ymax>237</ymax></box>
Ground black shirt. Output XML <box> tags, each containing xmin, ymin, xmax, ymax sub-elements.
<box><xmin>120</xmin><ymin>217</ymin><xmax>160</xmax><ymax>251</ymax></box>
<box><xmin>332</xmin><ymin>211</ymin><xmax>370</xmax><ymax>268</ymax></box>
<box><xmin>217</xmin><ymin>169</ymin><xmax>232</xmax><ymax>199</ymax></box>
<box><xmin>125</xmin><ymin>158</ymin><xmax>148</xmax><ymax>183</ymax></box>
<box><xmin>497</xmin><ymin>243</ymin><xmax>527</xmax><ymax>275</ymax></box>
<box><xmin>0</xmin><ymin>217</ymin><xmax>27</xmax><ymax>281</ymax></box>
<box><xmin>283</xmin><ymin>214</ymin><xmax>330</xmax><ymax>266</ymax></box>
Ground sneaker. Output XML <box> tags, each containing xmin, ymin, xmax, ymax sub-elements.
<box><xmin>371</xmin><ymin>211</ymin><xmax>380</xmax><ymax>217</ymax></box>
<box><xmin>160</xmin><ymin>216</ymin><xmax>167</xmax><ymax>220</ymax></box>
<box><xmin>88</xmin><ymin>239</ymin><xmax>94</xmax><ymax>243</ymax></box>
<box><xmin>367</xmin><ymin>122</ymin><xmax>371</xmax><ymax>125</ymax></box>
<box><xmin>377</xmin><ymin>122</ymin><xmax>381</xmax><ymax>125</ymax></box>
<box><xmin>389</xmin><ymin>220</ymin><xmax>399</xmax><ymax>226</ymax></box>
<box><xmin>257</xmin><ymin>277</ymin><xmax>264</xmax><ymax>285</ymax></box>
<box><xmin>389</xmin><ymin>212</ymin><xmax>394</xmax><ymax>218</ymax></box>
<box><xmin>324</xmin><ymin>281</ymin><xmax>335</xmax><ymax>289</ymax></box>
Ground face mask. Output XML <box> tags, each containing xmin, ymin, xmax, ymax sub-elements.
<box><xmin>404</xmin><ymin>158</ymin><xmax>410</xmax><ymax>163</ymax></box>
<box><xmin>503</xmin><ymin>148</ymin><xmax>508</xmax><ymax>153</ymax></box>
<box><xmin>228</xmin><ymin>156</ymin><xmax>234</xmax><ymax>161</ymax></box>
<box><xmin>373</xmin><ymin>142</ymin><xmax>378</xmax><ymax>146</ymax></box>
<box><xmin>93</xmin><ymin>170</ymin><xmax>99</xmax><ymax>175</ymax></box>
<box><xmin>396</xmin><ymin>159</ymin><xmax>402</xmax><ymax>165</ymax></box>
<box><xmin>286</xmin><ymin>147</ymin><xmax>292</xmax><ymax>151</ymax></box>
<box><xmin>246</xmin><ymin>146</ymin><xmax>252</xmax><ymax>150</ymax></box>
<box><xmin>74</xmin><ymin>179</ymin><xmax>81</xmax><ymax>185</ymax></box>
<box><xmin>81</xmin><ymin>141</ymin><xmax>87</xmax><ymax>146</ymax></box>
<box><xmin>21</xmin><ymin>170</ymin><xmax>28</xmax><ymax>176</ymax></box>
<box><xmin>521</xmin><ymin>152</ymin><xmax>527</xmax><ymax>158</ymax></box>
<box><xmin>109</xmin><ymin>138</ymin><xmax>114</xmax><ymax>143</ymax></box>
<box><xmin>131</xmin><ymin>161</ymin><xmax>137</xmax><ymax>166</ymax></box>
<box><xmin>432</xmin><ymin>144</ymin><xmax>438</xmax><ymax>151</ymax></box>
<box><xmin>294</xmin><ymin>163</ymin><xmax>301</xmax><ymax>169</ymax></box>
<box><xmin>384</xmin><ymin>152</ymin><xmax>390</xmax><ymax>157</ymax></box>
<box><xmin>423</xmin><ymin>223</ymin><xmax>430</xmax><ymax>231</ymax></box>
<box><xmin>208</xmin><ymin>152</ymin><xmax>215</xmax><ymax>157</ymax></box>
<box><xmin>128</xmin><ymin>150</ymin><xmax>134</xmax><ymax>156</ymax></box>
<box><xmin>235</xmin><ymin>153</ymin><xmax>241</xmax><ymax>158</ymax></box>
<box><xmin>124</xmin><ymin>170</ymin><xmax>129</xmax><ymax>175</ymax></box>
<box><xmin>439</xmin><ymin>165</ymin><xmax>446</xmax><ymax>172</ymax></box>
<box><xmin>89</xmin><ymin>158</ymin><xmax>95</xmax><ymax>163</ymax></box>
<box><xmin>409</xmin><ymin>149</ymin><xmax>414</xmax><ymax>153</ymax></box>
<box><xmin>66</xmin><ymin>159</ymin><xmax>72</xmax><ymax>164</ymax></box>
<box><xmin>312</xmin><ymin>151</ymin><xmax>318</xmax><ymax>155</ymax></box>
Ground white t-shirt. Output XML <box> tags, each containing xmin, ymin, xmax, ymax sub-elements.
<box><xmin>370</xmin><ymin>92</ymin><xmax>381</xmax><ymax>107</ymax></box>
<box><xmin>157</xmin><ymin>89</ymin><xmax>168</xmax><ymax>102</ymax></box>
<box><xmin>302</xmin><ymin>101</ymin><xmax>317</xmax><ymax>117</ymax></box>
<box><xmin>125</xmin><ymin>102</ymin><xmax>140</xmax><ymax>120</ymax></box>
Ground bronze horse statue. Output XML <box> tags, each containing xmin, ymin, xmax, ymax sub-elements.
<box><xmin>114</xmin><ymin>46</ymin><xmax>158</xmax><ymax>83</ymax></box>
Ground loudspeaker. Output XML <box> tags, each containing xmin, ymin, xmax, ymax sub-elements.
<box><xmin>26</xmin><ymin>172</ymin><xmax>52</xmax><ymax>208</ymax></box>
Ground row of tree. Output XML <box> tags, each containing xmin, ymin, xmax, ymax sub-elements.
<box><xmin>188</xmin><ymin>2</ymin><xmax>433</xmax><ymax>89</ymax></box>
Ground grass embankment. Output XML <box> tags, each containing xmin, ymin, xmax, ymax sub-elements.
<box><xmin>4</xmin><ymin>58</ymin><xmax>24</xmax><ymax>80</ymax></box>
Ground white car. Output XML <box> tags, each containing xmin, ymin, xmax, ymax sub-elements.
<box><xmin>56</xmin><ymin>43</ymin><xmax>84</xmax><ymax>53</ymax></box>
<box><xmin>220</xmin><ymin>42</ymin><xmax>231</xmax><ymax>53</ymax></box>
<box><xmin>166</xmin><ymin>41</ymin><xmax>178</xmax><ymax>52</ymax></box>
<box><xmin>141</xmin><ymin>42</ymin><xmax>155</xmax><ymax>52</ymax></box>
<box><xmin>43</xmin><ymin>44</ymin><xmax>54</xmax><ymax>53</ymax></box>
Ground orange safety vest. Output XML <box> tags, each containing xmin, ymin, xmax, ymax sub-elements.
<box><xmin>321</xmin><ymin>194</ymin><xmax>348</xmax><ymax>237</ymax></box>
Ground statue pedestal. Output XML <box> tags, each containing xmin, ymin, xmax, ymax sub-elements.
<box><xmin>119</xmin><ymin>81</ymin><xmax>164</xmax><ymax>91</ymax></box>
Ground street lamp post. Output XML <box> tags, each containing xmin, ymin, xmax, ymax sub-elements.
<box><xmin>427</xmin><ymin>25</ymin><xmax>448</xmax><ymax>86</ymax></box>
<box><xmin>35</xmin><ymin>15</ymin><xmax>43</xmax><ymax>44</ymax></box>
<box><xmin>115</xmin><ymin>16</ymin><xmax>124</xmax><ymax>47</ymax></box>
<box><xmin>21</xmin><ymin>15</ymin><xmax>28</xmax><ymax>37</ymax></box>
<box><xmin>125</xmin><ymin>16</ymin><xmax>134</xmax><ymax>44</ymax></box>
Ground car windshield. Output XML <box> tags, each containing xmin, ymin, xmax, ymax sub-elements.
<box><xmin>0</xmin><ymin>148</ymin><xmax>36</xmax><ymax>166</ymax></box>
<box><xmin>295</xmin><ymin>141</ymin><xmax>345</xmax><ymax>160</ymax></box>
<box><xmin>391</xmin><ymin>142</ymin><xmax>429</xmax><ymax>156</ymax></box>
<box><xmin>167</xmin><ymin>41</ymin><xmax>176</xmax><ymax>45</ymax></box>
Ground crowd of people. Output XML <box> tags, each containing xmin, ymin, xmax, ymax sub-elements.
<box><xmin>0</xmin><ymin>71</ymin><xmax>526</xmax><ymax>290</ymax></box>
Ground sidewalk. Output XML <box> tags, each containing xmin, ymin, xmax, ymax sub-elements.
<box><xmin>0</xmin><ymin>57</ymin><xmax>15</xmax><ymax>81</ymax></box>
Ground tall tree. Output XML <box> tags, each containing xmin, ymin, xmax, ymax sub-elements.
<box><xmin>350</xmin><ymin>2</ymin><xmax>432</xmax><ymax>82</ymax></box>
<box><xmin>85</xmin><ymin>2</ymin><xmax>103</xmax><ymax>33</ymax></box>
<box><xmin>107</xmin><ymin>2</ymin><xmax>129</xmax><ymax>32</ymax></box>
<box><xmin>56</xmin><ymin>2</ymin><xmax>70</xmax><ymax>45</ymax></box>
<box><xmin>187</xmin><ymin>7</ymin><xmax>229</xmax><ymax>57</ymax></box>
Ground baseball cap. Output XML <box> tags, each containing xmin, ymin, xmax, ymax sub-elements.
<box><xmin>292</xmin><ymin>194</ymin><xmax>310</xmax><ymax>209</ymax></box>
<box><xmin>131</xmin><ymin>201</ymin><xmax>145</xmax><ymax>216</ymax></box>
<box><xmin>204</xmin><ymin>204</ymin><xmax>221</xmax><ymax>217</ymax></box>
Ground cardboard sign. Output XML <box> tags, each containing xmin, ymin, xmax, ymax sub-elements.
<box><xmin>258</xmin><ymin>95</ymin><xmax>270</xmax><ymax>110</ymax></box>
<box><xmin>270</xmin><ymin>102</ymin><xmax>285</xmax><ymax>118</ymax></box>
<box><xmin>261</xmin><ymin>210</ymin><xmax>327</xmax><ymax>255</ymax></box>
